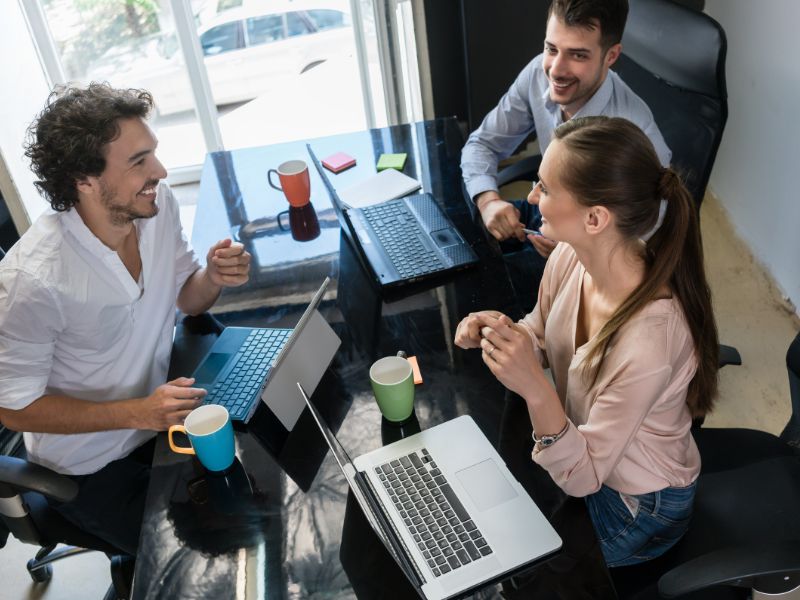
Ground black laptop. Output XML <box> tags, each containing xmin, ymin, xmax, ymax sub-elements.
<box><xmin>307</xmin><ymin>144</ymin><xmax>478</xmax><ymax>288</ymax></box>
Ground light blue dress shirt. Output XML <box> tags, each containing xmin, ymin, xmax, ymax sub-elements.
<box><xmin>461</xmin><ymin>54</ymin><xmax>672</xmax><ymax>200</ymax></box>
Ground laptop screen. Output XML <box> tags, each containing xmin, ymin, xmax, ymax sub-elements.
<box><xmin>268</xmin><ymin>276</ymin><xmax>329</xmax><ymax>375</ymax></box>
<box><xmin>307</xmin><ymin>143</ymin><xmax>349</xmax><ymax>215</ymax></box>
<box><xmin>296</xmin><ymin>383</ymin><xmax>412</xmax><ymax>574</ymax></box>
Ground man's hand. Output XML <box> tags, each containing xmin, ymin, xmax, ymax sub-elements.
<box><xmin>135</xmin><ymin>377</ymin><xmax>205</xmax><ymax>431</ymax></box>
<box><xmin>476</xmin><ymin>192</ymin><xmax>525</xmax><ymax>242</ymax></box>
<box><xmin>206</xmin><ymin>238</ymin><xmax>251</xmax><ymax>288</ymax></box>
<box><xmin>528</xmin><ymin>233</ymin><xmax>557</xmax><ymax>258</ymax></box>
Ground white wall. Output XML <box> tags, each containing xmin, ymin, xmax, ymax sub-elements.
<box><xmin>0</xmin><ymin>2</ymin><xmax>51</xmax><ymax>233</ymax></box>
<box><xmin>704</xmin><ymin>0</ymin><xmax>800</xmax><ymax>310</ymax></box>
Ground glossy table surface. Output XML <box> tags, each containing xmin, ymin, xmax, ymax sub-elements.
<box><xmin>133</xmin><ymin>118</ymin><xmax>615</xmax><ymax>599</ymax></box>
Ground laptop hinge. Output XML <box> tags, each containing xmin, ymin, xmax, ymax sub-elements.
<box><xmin>356</xmin><ymin>470</ymin><xmax>427</xmax><ymax>590</ymax></box>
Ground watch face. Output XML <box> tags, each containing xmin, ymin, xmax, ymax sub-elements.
<box><xmin>540</xmin><ymin>437</ymin><xmax>554</xmax><ymax>446</ymax></box>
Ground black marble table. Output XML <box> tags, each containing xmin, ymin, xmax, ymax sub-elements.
<box><xmin>132</xmin><ymin>119</ymin><xmax>615</xmax><ymax>599</ymax></box>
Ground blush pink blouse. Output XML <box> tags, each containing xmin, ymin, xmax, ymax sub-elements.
<box><xmin>520</xmin><ymin>244</ymin><xmax>701</xmax><ymax>497</ymax></box>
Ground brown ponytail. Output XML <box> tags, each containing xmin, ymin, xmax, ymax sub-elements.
<box><xmin>553</xmin><ymin>117</ymin><xmax>719</xmax><ymax>417</ymax></box>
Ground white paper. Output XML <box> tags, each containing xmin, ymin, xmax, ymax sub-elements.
<box><xmin>338</xmin><ymin>169</ymin><xmax>422</xmax><ymax>208</ymax></box>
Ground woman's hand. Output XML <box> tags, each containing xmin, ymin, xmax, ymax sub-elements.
<box><xmin>480</xmin><ymin>314</ymin><xmax>544</xmax><ymax>398</ymax></box>
<box><xmin>454</xmin><ymin>310</ymin><xmax>507</xmax><ymax>349</ymax></box>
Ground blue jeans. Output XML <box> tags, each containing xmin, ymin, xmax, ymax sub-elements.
<box><xmin>584</xmin><ymin>482</ymin><xmax>696</xmax><ymax>567</ymax></box>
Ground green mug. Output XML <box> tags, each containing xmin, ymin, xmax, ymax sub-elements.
<box><xmin>369</xmin><ymin>356</ymin><xmax>415</xmax><ymax>422</ymax></box>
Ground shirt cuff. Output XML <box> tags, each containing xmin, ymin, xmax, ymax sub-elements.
<box><xmin>465</xmin><ymin>176</ymin><xmax>499</xmax><ymax>203</ymax></box>
<box><xmin>532</xmin><ymin>418</ymin><xmax>582</xmax><ymax>469</ymax></box>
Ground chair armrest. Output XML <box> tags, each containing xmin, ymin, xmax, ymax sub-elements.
<box><xmin>718</xmin><ymin>344</ymin><xmax>742</xmax><ymax>368</ymax></box>
<box><xmin>496</xmin><ymin>155</ymin><xmax>542</xmax><ymax>188</ymax></box>
<box><xmin>658</xmin><ymin>541</ymin><xmax>800</xmax><ymax>597</ymax></box>
<box><xmin>0</xmin><ymin>455</ymin><xmax>78</xmax><ymax>503</ymax></box>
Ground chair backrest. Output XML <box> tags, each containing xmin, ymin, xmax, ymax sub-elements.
<box><xmin>782</xmin><ymin>332</ymin><xmax>800</xmax><ymax>447</ymax></box>
<box><xmin>612</xmin><ymin>0</ymin><xmax>727</xmax><ymax>210</ymax></box>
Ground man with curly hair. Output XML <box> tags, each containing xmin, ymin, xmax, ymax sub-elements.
<box><xmin>0</xmin><ymin>83</ymin><xmax>251</xmax><ymax>556</ymax></box>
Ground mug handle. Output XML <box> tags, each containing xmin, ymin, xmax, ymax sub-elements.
<box><xmin>168</xmin><ymin>425</ymin><xmax>196</xmax><ymax>455</ymax></box>
<box><xmin>277</xmin><ymin>209</ymin><xmax>290</xmax><ymax>231</ymax></box>
<box><xmin>267</xmin><ymin>169</ymin><xmax>282</xmax><ymax>192</ymax></box>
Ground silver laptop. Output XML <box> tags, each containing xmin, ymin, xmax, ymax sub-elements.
<box><xmin>192</xmin><ymin>278</ymin><xmax>340</xmax><ymax>429</ymax></box>
<box><xmin>298</xmin><ymin>383</ymin><xmax>562</xmax><ymax>599</ymax></box>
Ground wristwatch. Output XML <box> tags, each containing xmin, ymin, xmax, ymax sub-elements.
<box><xmin>532</xmin><ymin>421</ymin><xmax>569</xmax><ymax>448</ymax></box>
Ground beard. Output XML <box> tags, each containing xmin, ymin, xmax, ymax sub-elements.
<box><xmin>100</xmin><ymin>180</ymin><xmax>159</xmax><ymax>227</ymax></box>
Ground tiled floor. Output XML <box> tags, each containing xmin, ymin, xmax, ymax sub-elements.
<box><xmin>1</xmin><ymin>189</ymin><xmax>797</xmax><ymax>599</ymax></box>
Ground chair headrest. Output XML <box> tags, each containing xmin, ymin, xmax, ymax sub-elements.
<box><xmin>621</xmin><ymin>0</ymin><xmax>726</xmax><ymax>98</ymax></box>
<box><xmin>788</xmin><ymin>332</ymin><xmax>800</xmax><ymax>380</ymax></box>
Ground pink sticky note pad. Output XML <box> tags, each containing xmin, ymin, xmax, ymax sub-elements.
<box><xmin>322</xmin><ymin>152</ymin><xmax>356</xmax><ymax>174</ymax></box>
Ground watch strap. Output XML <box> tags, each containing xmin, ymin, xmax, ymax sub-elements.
<box><xmin>532</xmin><ymin>420</ymin><xmax>569</xmax><ymax>448</ymax></box>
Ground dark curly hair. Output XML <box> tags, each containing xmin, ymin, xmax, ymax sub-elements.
<box><xmin>24</xmin><ymin>83</ymin><xmax>154</xmax><ymax>212</ymax></box>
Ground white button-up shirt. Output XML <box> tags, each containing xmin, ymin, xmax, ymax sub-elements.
<box><xmin>0</xmin><ymin>183</ymin><xmax>200</xmax><ymax>475</ymax></box>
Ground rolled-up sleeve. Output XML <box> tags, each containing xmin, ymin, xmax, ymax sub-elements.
<box><xmin>0</xmin><ymin>270</ymin><xmax>63</xmax><ymax>409</ymax></box>
<box><xmin>532</xmin><ymin>352</ymin><xmax>673</xmax><ymax>497</ymax></box>
<box><xmin>461</xmin><ymin>59</ymin><xmax>539</xmax><ymax>200</ymax></box>
<box><xmin>161</xmin><ymin>185</ymin><xmax>201</xmax><ymax>292</ymax></box>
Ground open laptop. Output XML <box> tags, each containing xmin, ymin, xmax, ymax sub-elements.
<box><xmin>191</xmin><ymin>278</ymin><xmax>340</xmax><ymax>428</ymax></box>
<box><xmin>306</xmin><ymin>144</ymin><xmax>479</xmax><ymax>289</ymax></box>
<box><xmin>298</xmin><ymin>383</ymin><xmax>562</xmax><ymax>600</ymax></box>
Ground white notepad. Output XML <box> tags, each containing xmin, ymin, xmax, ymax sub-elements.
<box><xmin>338</xmin><ymin>168</ymin><xmax>422</xmax><ymax>208</ymax></box>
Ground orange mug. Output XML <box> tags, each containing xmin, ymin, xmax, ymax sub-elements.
<box><xmin>268</xmin><ymin>160</ymin><xmax>311</xmax><ymax>207</ymax></box>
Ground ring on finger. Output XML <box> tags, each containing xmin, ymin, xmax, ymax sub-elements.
<box><xmin>487</xmin><ymin>344</ymin><xmax>496</xmax><ymax>356</ymax></box>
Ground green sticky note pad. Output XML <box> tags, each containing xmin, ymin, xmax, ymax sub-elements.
<box><xmin>377</xmin><ymin>153</ymin><xmax>407</xmax><ymax>171</ymax></box>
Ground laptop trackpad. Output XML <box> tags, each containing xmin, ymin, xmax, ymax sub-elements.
<box><xmin>430</xmin><ymin>227</ymin><xmax>459</xmax><ymax>248</ymax></box>
<box><xmin>455</xmin><ymin>459</ymin><xmax>518</xmax><ymax>511</ymax></box>
<box><xmin>194</xmin><ymin>352</ymin><xmax>234</xmax><ymax>385</ymax></box>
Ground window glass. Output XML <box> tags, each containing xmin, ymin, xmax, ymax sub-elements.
<box><xmin>286</xmin><ymin>12</ymin><xmax>312</xmax><ymax>37</ymax></box>
<box><xmin>306</xmin><ymin>10</ymin><xmax>348</xmax><ymax>30</ymax></box>
<box><xmin>200</xmin><ymin>21</ymin><xmax>242</xmax><ymax>56</ymax></box>
<box><xmin>246</xmin><ymin>14</ymin><xmax>285</xmax><ymax>46</ymax></box>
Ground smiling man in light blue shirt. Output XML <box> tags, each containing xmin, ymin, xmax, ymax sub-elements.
<box><xmin>462</xmin><ymin>0</ymin><xmax>671</xmax><ymax>260</ymax></box>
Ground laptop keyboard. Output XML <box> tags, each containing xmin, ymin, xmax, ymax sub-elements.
<box><xmin>375</xmin><ymin>448</ymin><xmax>493</xmax><ymax>578</ymax></box>
<box><xmin>361</xmin><ymin>201</ymin><xmax>445</xmax><ymax>278</ymax></box>
<box><xmin>203</xmin><ymin>328</ymin><xmax>291</xmax><ymax>420</ymax></box>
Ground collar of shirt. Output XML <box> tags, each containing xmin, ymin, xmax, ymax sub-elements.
<box><xmin>61</xmin><ymin>205</ymin><xmax>155</xmax><ymax>302</ymax></box>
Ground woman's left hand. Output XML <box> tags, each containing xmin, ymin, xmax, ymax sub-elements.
<box><xmin>480</xmin><ymin>315</ymin><xmax>543</xmax><ymax>398</ymax></box>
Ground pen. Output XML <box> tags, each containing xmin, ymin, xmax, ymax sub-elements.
<box><xmin>523</xmin><ymin>228</ymin><xmax>542</xmax><ymax>236</ymax></box>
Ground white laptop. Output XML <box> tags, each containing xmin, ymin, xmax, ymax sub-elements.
<box><xmin>298</xmin><ymin>383</ymin><xmax>562</xmax><ymax>599</ymax></box>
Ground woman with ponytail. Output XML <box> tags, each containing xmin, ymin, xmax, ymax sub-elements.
<box><xmin>455</xmin><ymin>116</ymin><xmax>718</xmax><ymax>566</ymax></box>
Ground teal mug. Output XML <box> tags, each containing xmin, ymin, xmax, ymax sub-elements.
<box><xmin>168</xmin><ymin>404</ymin><xmax>235</xmax><ymax>472</ymax></box>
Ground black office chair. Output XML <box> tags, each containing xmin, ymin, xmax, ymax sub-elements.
<box><xmin>610</xmin><ymin>331</ymin><xmax>800</xmax><ymax>599</ymax></box>
<box><xmin>498</xmin><ymin>0</ymin><xmax>728</xmax><ymax>214</ymax></box>
<box><xmin>612</xmin><ymin>0</ymin><xmax>727</xmax><ymax>210</ymax></box>
<box><xmin>0</xmin><ymin>438</ymin><xmax>132</xmax><ymax>599</ymax></box>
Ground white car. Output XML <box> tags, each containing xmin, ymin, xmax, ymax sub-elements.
<box><xmin>87</xmin><ymin>1</ymin><xmax>354</xmax><ymax>117</ymax></box>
